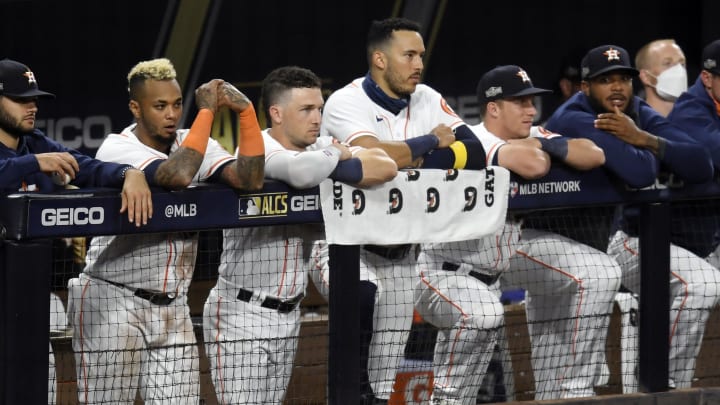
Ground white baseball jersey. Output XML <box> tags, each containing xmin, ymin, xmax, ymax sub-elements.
<box><xmin>467</xmin><ymin>123</ymin><xmax>623</xmax><ymax>399</ymax></box>
<box><xmin>68</xmin><ymin>123</ymin><xmax>233</xmax><ymax>404</ymax></box>
<box><xmin>319</xmin><ymin>77</ymin><xmax>471</xmax><ymax>400</ymax></box>
<box><xmin>204</xmin><ymin>129</ymin><xmax>338</xmax><ymax>404</ymax></box>
<box><xmin>321</xmin><ymin>78</ymin><xmax>465</xmax><ymax>143</ymax></box>
<box><xmin>83</xmin><ymin>123</ymin><xmax>235</xmax><ymax>294</ymax></box>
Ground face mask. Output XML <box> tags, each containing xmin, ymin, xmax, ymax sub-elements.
<box><xmin>648</xmin><ymin>63</ymin><xmax>687</xmax><ymax>101</ymax></box>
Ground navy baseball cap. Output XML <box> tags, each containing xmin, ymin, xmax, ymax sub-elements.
<box><xmin>702</xmin><ymin>39</ymin><xmax>720</xmax><ymax>75</ymax></box>
<box><xmin>580</xmin><ymin>45</ymin><xmax>638</xmax><ymax>80</ymax></box>
<box><xmin>477</xmin><ymin>65</ymin><xmax>550</xmax><ymax>104</ymax></box>
<box><xmin>0</xmin><ymin>59</ymin><xmax>55</xmax><ymax>98</ymax></box>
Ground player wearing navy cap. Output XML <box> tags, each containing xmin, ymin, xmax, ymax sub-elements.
<box><xmin>547</xmin><ymin>44</ymin><xmax>716</xmax><ymax>391</ymax></box>
<box><xmin>0</xmin><ymin>57</ymin><xmax>152</xmax><ymax>404</ymax></box>
<box><xmin>414</xmin><ymin>65</ymin><xmax>556</xmax><ymax>405</ymax></box>
<box><xmin>657</xmin><ymin>38</ymin><xmax>720</xmax><ymax>389</ymax></box>
<box><xmin>471</xmin><ymin>65</ymin><xmax>615</xmax><ymax>401</ymax></box>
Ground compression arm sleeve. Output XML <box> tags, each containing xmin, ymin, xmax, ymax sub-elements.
<box><xmin>265</xmin><ymin>147</ymin><xmax>342</xmax><ymax>189</ymax></box>
<box><xmin>421</xmin><ymin>139</ymin><xmax>487</xmax><ymax>170</ymax></box>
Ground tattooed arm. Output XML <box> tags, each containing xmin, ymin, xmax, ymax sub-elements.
<box><xmin>153</xmin><ymin>79</ymin><xmax>222</xmax><ymax>190</ymax></box>
<box><xmin>217</xmin><ymin>82</ymin><xmax>265</xmax><ymax>190</ymax></box>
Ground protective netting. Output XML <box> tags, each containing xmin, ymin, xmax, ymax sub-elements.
<box><xmin>45</xmin><ymin>202</ymin><xmax>720</xmax><ymax>404</ymax></box>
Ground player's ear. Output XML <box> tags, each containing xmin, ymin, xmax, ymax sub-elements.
<box><xmin>638</xmin><ymin>69</ymin><xmax>654</xmax><ymax>87</ymax></box>
<box><xmin>268</xmin><ymin>105</ymin><xmax>282</xmax><ymax>125</ymax></box>
<box><xmin>581</xmin><ymin>80</ymin><xmax>591</xmax><ymax>95</ymax></box>
<box><xmin>701</xmin><ymin>70</ymin><xmax>714</xmax><ymax>89</ymax></box>
<box><xmin>373</xmin><ymin>51</ymin><xmax>386</xmax><ymax>70</ymax></box>
<box><xmin>128</xmin><ymin>100</ymin><xmax>140</xmax><ymax>120</ymax></box>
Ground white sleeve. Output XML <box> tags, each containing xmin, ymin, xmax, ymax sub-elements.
<box><xmin>320</xmin><ymin>87</ymin><xmax>378</xmax><ymax>144</ymax></box>
<box><xmin>195</xmin><ymin>137</ymin><xmax>236</xmax><ymax>181</ymax></box>
<box><xmin>265</xmin><ymin>147</ymin><xmax>341</xmax><ymax>188</ymax></box>
<box><xmin>530</xmin><ymin>125</ymin><xmax>561</xmax><ymax>139</ymax></box>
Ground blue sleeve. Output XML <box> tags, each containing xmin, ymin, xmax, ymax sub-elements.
<box><xmin>69</xmin><ymin>148</ymin><xmax>127</xmax><ymax>188</ymax></box>
<box><xmin>545</xmin><ymin>107</ymin><xmax>658</xmax><ymax>188</ymax></box>
<box><xmin>329</xmin><ymin>158</ymin><xmax>363</xmax><ymax>183</ymax></box>
<box><xmin>640</xmin><ymin>110</ymin><xmax>713</xmax><ymax>183</ymax></box>
<box><xmin>453</xmin><ymin>124</ymin><xmax>476</xmax><ymax>141</ymax></box>
<box><xmin>668</xmin><ymin>97</ymin><xmax>720</xmax><ymax>171</ymax></box>
<box><xmin>0</xmin><ymin>153</ymin><xmax>42</xmax><ymax>191</ymax></box>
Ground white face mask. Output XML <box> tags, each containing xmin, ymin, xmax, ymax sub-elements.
<box><xmin>648</xmin><ymin>63</ymin><xmax>688</xmax><ymax>101</ymax></box>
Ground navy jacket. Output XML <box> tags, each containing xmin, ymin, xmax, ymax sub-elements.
<box><xmin>669</xmin><ymin>76</ymin><xmax>720</xmax><ymax>170</ymax></box>
<box><xmin>546</xmin><ymin>92</ymin><xmax>712</xmax><ymax>187</ymax></box>
<box><xmin>544</xmin><ymin>91</ymin><xmax>713</xmax><ymax>252</ymax></box>
<box><xmin>666</xmin><ymin>76</ymin><xmax>720</xmax><ymax>257</ymax></box>
<box><xmin>0</xmin><ymin>129</ymin><xmax>129</xmax><ymax>193</ymax></box>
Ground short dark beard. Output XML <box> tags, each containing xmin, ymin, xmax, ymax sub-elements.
<box><xmin>587</xmin><ymin>90</ymin><xmax>639</xmax><ymax>121</ymax></box>
<box><xmin>0</xmin><ymin>108</ymin><xmax>32</xmax><ymax>138</ymax></box>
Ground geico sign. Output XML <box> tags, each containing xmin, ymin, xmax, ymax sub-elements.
<box><xmin>36</xmin><ymin>116</ymin><xmax>112</xmax><ymax>150</ymax></box>
<box><xmin>41</xmin><ymin>207</ymin><xmax>105</xmax><ymax>226</ymax></box>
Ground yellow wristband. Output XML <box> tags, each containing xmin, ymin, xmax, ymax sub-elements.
<box><xmin>449</xmin><ymin>141</ymin><xmax>468</xmax><ymax>169</ymax></box>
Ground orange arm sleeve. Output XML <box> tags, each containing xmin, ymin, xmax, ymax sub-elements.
<box><xmin>180</xmin><ymin>108</ymin><xmax>214</xmax><ymax>154</ymax></box>
<box><xmin>237</xmin><ymin>104</ymin><xmax>264</xmax><ymax>157</ymax></box>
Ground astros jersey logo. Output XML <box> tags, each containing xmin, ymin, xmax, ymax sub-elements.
<box><xmin>517</xmin><ymin>69</ymin><xmax>531</xmax><ymax>83</ymax></box>
<box><xmin>603</xmin><ymin>48</ymin><xmax>621</xmax><ymax>61</ymax></box>
<box><xmin>24</xmin><ymin>71</ymin><xmax>37</xmax><ymax>84</ymax></box>
<box><xmin>440</xmin><ymin>98</ymin><xmax>459</xmax><ymax>117</ymax></box>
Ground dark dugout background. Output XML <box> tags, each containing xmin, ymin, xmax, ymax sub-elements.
<box><xmin>1</xmin><ymin>0</ymin><xmax>719</xmax><ymax>155</ymax></box>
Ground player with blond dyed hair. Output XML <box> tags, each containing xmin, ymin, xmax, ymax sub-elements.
<box><xmin>66</xmin><ymin>57</ymin><xmax>264</xmax><ymax>404</ymax></box>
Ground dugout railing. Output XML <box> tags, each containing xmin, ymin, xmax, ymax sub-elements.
<box><xmin>0</xmin><ymin>165</ymin><xmax>717</xmax><ymax>404</ymax></box>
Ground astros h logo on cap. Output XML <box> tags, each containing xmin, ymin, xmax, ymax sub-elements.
<box><xmin>581</xmin><ymin>45</ymin><xmax>639</xmax><ymax>80</ymax></box>
<box><xmin>476</xmin><ymin>65</ymin><xmax>551</xmax><ymax>105</ymax></box>
<box><xmin>0</xmin><ymin>58</ymin><xmax>55</xmax><ymax>99</ymax></box>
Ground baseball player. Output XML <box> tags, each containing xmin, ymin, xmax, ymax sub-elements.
<box><xmin>203</xmin><ymin>66</ymin><xmax>396</xmax><ymax>405</ymax></box>
<box><xmin>645</xmin><ymin>39</ymin><xmax>720</xmax><ymax>389</ymax></box>
<box><xmin>466</xmin><ymin>65</ymin><xmax>613</xmax><ymax>402</ymax></box>
<box><xmin>318</xmin><ymin>18</ymin><xmax>487</xmax><ymax>404</ymax></box>
<box><xmin>414</xmin><ymin>66</ymin><xmax>559</xmax><ymax>405</ymax></box>
<box><xmin>546</xmin><ymin>45</ymin><xmax>715</xmax><ymax>392</ymax></box>
<box><xmin>0</xmin><ymin>58</ymin><xmax>152</xmax><ymax>403</ymax></box>
<box><xmin>66</xmin><ymin>58</ymin><xmax>265</xmax><ymax>404</ymax></box>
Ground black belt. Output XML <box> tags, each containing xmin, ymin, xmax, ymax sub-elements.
<box><xmin>363</xmin><ymin>244</ymin><xmax>413</xmax><ymax>260</ymax></box>
<box><xmin>101</xmin><ymin>278</ymin><xmax>177</xmax><ymax>306</ymax></box>
<box><xmin>237</xmin><ymin>288</ymin><xmax>304</xmax><ymax>314</ymax></box>
<box><xmin>441</xmin><ymin>261</ymin><xmax>501</xmax><ymax>285</ymax></box>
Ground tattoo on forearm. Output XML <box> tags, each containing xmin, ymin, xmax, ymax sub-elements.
<box><xmin>223</xmin><ymin>155</ymin><xmax>265</xmax><ymax>190</ymax></box>
<box><xmin>155</xmin><ymin>148</ymin><xmax>204</xmax><ymax>187</ymax></box>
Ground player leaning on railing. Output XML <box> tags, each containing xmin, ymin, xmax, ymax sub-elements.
<box><xmin>65</xmin><ymin>57</ymin><xmax>264</xmax><ymax>404</ymax></box>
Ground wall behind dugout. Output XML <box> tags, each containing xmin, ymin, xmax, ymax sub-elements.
<box><xmin>1</xmin><ymin>0</ymin><xmax>719</xmax><ymax>155</ymax></box>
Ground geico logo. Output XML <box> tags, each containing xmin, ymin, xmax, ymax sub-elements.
<box><xmin>41</xmin><ymin>207</ymin><xmax>104</xmax><ymax>226</ymax></box>
<box><xmin>290</xmin><ymin>195</ymin><xmax>319</xmax><ymax>211</ymax></box>
<box><xmin>36</xmin><ymin>115</ymin><xmax>112</xmax><ymax>150</ymax></box>
<box><xmin>164</xmin><ymin>203</ymin><xmax>197</xmax><ymax>218</ymax></box>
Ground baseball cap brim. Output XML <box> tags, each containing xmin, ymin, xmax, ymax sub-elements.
<box><xmin>2</xmin><ymin>88</ymin><xmax>55</xmax><ymax>99</ymax></box>
<box><xmin>508</xmin><ymin>87</ymin><xmax>552</xmax><ymax>98</ymax></box>
<box><xmin>585</xmin><ymin>65</ymin><xmax>639</xmax><ymax>80</ymax></box>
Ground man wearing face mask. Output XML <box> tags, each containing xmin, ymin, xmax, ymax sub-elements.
<box><xmin>636</xmin><ymin>39</ymin><xmax>688</xmax><ymax>117</ymax></box>
<box><xmin>547</xmin><ymin>44</ymin><xmax>717</xmax><ymax>391</ymax></box>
